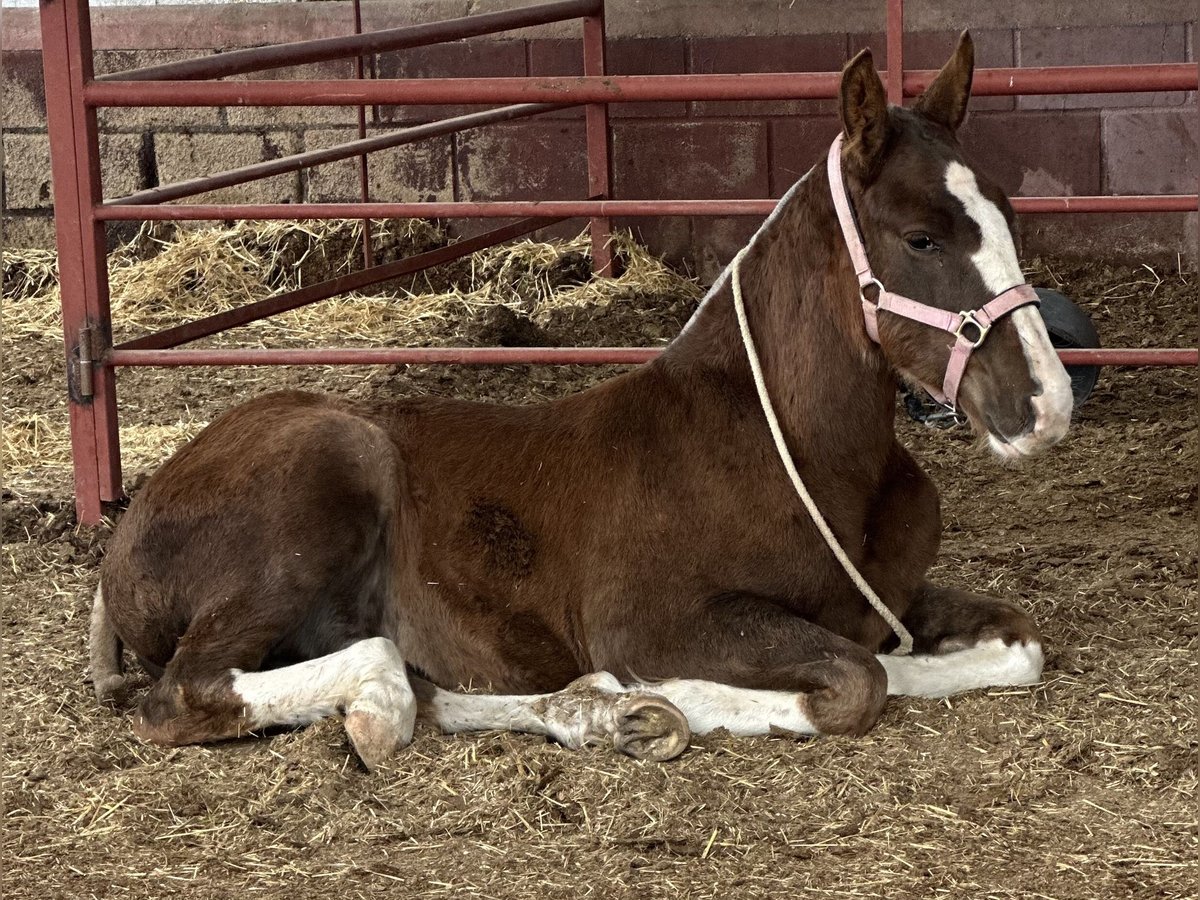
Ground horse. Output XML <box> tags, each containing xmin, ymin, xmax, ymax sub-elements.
<box><xmin>90</xmin><ymin>33</ymin><xmax>1073</xmax><ymax>768</ymax></box>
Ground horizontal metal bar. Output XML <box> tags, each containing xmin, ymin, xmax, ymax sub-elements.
<box><xmin>85</xmin><ymin>72</ymin><xmax>839</xmax><ymax>106</ymax></box>
<box><xmin>945</xmin><ymin>63</ymin><xmax>1197</xmax><ymax>97</ymax></box>
<box><xmin>96</xmin><ymin>200</ymin><xmax>774</xmax><ymax>220</ymax></box>
<box><xmin>114</xmin><ymin>215</ymin><xmax>565</xmax><ymax>350</ymax></box>
<box><xmin>104</xmin><ymin>347</ymin><xmax>1197</xmax><ymax>368</ymax></box>
<box><xmin>1057</xmin><ymin>348</ymin><xmax>1198</xmax><ymax>366</ymax></box>
<box><xmin>84</xmin><ymin>64</ymin><xmax>1198</xmax><ymax>107</ymax></box>
<box><xmin>95</xmin><ymin>195</ymin><xmax>1199</xmax><ymax>221</ymax></box>
<box><xmin>109</xmin><ymin>103</ymin><xmax>567</xmax><ymax>206</ymax></box>
<box><xmin>106</xmin><ymin>347</ymin><xmax>661</xmax><ymax>366</ymax></box>
<box><xmin>1010</xmin><ymin>196</ymin><xmax>1198</xmax><ymax>213</ymax></box>
<box><xmin>95</xmin><ymin>0</ymin><xmax>602</xmax><ymax>82</ymax></box>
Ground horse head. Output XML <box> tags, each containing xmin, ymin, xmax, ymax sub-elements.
<box><xmin>837</xmin><ymin>32</ymin><xmax>1073</xmax><ymax>459</ymax></box>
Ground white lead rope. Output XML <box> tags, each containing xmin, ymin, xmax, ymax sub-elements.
<box><xmin>729</xmin><ymin>248</ymin><xmax>914</xmax><ymax>655</ymax></box>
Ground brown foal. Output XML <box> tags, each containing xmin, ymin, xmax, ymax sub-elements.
<box><xmin>91</xmin><ymin>34</ymin><xmax>1073</xmax><ymax>768</ymax></box>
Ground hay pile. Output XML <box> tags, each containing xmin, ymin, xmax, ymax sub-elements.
<box><xmin>2</xmin><ymin>220</ymin><xmax>702</xmax><ymax>482</ymax></box>
<box><xmin>2</xmin><ymin>219</ymin><xmax>699</xmax><ymax>347</ymax></box>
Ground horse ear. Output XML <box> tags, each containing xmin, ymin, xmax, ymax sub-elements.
<box><xmin>839</xmin><ymin>49</ymin><xmax>890</xmax><ymax>177</ymax></box>
<box><xmin>914</xmin><ymin>31</ymin><xmax>975</xmax><ymax>131</ymax></box>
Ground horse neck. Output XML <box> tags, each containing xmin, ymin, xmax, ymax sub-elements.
<box><xmin>661</xmin><ymin>167</ymin><xmax>897</xmax><ymax>475</ymax></box>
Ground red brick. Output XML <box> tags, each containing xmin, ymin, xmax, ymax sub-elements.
<box><xmin>613</xmin><ymin>121</ymin><xmax>769</xmax><ymax>200</ymax></box>
<box><xmin>528</xmin><ymin>39</ymin><xmax>581</xmax><ymax>77</ymax></box>
<box><xmin>608</xmin><ymin>39</ymin><xmax>689</xmax><ymax>119</ymax></box>
<box><xmin>303</xmin><ymin>129</ymin><xmax>454</xmax><ymax>203</ymax></box>
<box><xmin>687</xmin><ymin>34</ymin><xmax>846</xmax><ymax>118</ymax></box>
<box><xmin>154</xmin><ymin>133</ymin><xmax>302</xmax><ymax>205</ymax></box>
<box><xmin>690</xmin><ymin>218</ymin><xmax>761</xmax><ymax>281</ymax></box>
<box><xmin>611</xmin><ymin>216</ymin><xmax>694</xmax><ymax>268</ymax></box>
<box><xmin>95</xmin><ymin>51</ymin><xmax>222</xmax><ymax>127</ymax></box>
<box><xmin>2</xmin><ymin>132</ymin><xmax>147</xmax><ymax>209</ymax></box>
<box><xmin>376</xmin><ymin>40</ymin><xmax>527</xmax><ymax>125</ymax></box>
<box><xmin>359</xmin><ymin>1</ymin><xmax>470</xmax><ymax>35</ymax></box>
<box><xmin>4</xmin><ymin>216</ymin><xmax>56</xmax><ymax>249</ymax></box>
<box><xmin>1017</xmin><ymin>25</ymin><xmax>1189</xmax><ymax>109</ymax></box>
<box><xmin>526</xmin><ymin>40</ymin><xmax>586</xmax><ymax>120</ymax></box>
<box><xmin>1103</xmin><ymin>110</ymin><xmax>1198</xmax><ymax>195</ymax></box>
<box><xmin>528</xmin><ymin>38</ymin><xmax>688</xmax><ymax>119</ymax></box>
<box><xmin>226</xmin><ymin>59</ymin><xmax>361</xmax><ymax>127</ymax></box>
<box><xmin>2</xmin><ymin>133</ymin><xmax>54</xmax><ymax>209</ymax></box>
<box><xmin>2</xmin><ymin>50</ymin><xmax>44</xmax><ymax>128</ymax></box>
<box><xmin>959</xmin><ymin>111</ymin><xmax>1102</xmax><ymax>198</ymax></box>
<box><xmin>1018</xmin><ymin>212</ymin><xmax>1196</xmax><ymax>266</ymax></box>
<box><xmin>456</xmin><ymin>121</ymin><xmax>587</xmax><ymax>201</ymax></box>
<box><xmin>849</xmin><ymin>29</ymin><xmax>1015</xmax><ymax>111</ymax></box>
<box><xmin>769</xmin><ymin>116</ymin><xmax>841</xmax><ymax>197</ymax></box>
<box><xmin>0</xmin><ymin>2</ymin><xmax>470</xmax><ymax>51</ymax></box>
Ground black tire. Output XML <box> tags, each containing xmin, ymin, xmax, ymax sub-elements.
<box><xmin>902</xmin><ymin>288</ymin><xmax>1102</xmax><ymax>425</ymax></box>
<box><xmin>1034</xmin><ymin>288</ymin><xmax>1101</xmax><ymax>407</ymax></box>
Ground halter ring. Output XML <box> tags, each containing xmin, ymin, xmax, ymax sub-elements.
<box><xmin>955</xmin><ymin>311</ymin><xmax>990</xmax><ymax>348</ymax></box>
<box><xmin>859</xmin><ymin>278</ymin><xmax>885</xmax><ymax>305</ymax></box>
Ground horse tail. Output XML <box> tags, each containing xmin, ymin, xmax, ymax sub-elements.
<box><xmin>89</xmin><ymin>583</ymin><xmax>126</xmax><ymax>706</ymax></box>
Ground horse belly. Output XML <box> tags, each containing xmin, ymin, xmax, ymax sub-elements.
<box><xmin>380</xmin><ymin>478</ymin><xmax>587</xmax><ymax>694</ymax></box>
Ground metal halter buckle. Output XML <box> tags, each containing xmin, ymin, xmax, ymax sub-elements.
<box><xmin>859</xmin><ymin>277</ymin><xmax>885</xmax><ymax>305</ymax></box>
<box><xmin>955</xmin><ymin>311</ymin><xmax>990</xmax><ymax>348</ymax></box>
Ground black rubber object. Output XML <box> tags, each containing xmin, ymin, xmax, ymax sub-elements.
<box><xmin>902</xmin><ymin>287</ymin><xmax>1101</xmax><ymax>425</ymax></box>
<box><xmin>1034</xmin><ymin>287</ymin><xmax>1101</xmax><ymax>408</ymax></box>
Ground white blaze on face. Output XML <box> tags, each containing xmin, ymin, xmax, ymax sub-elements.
<box><xmin>944</xmin><ymin>162</ymin><xmax>1073</xmax><ymax>457</ymax></box>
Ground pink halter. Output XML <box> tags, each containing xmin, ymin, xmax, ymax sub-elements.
<box><xmin>826</xmin><ymin>134</ymin><xmax>1039</xmax><ymax>410</ymax></box>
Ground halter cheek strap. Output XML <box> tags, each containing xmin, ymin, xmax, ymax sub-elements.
<box><xmin>827</xmin><ymin>134</ymin><xmax>1040</xmax><ymax>410</ymax></box>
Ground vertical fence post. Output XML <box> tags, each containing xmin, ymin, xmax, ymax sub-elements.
<box><xmin>352</xmin><ymin>0</ymin><xmax>375</xmax><ymax>268</ymax></box>
<box><xmin>40</xmin><ymin>0</ymin><xmax>122</xmax><ymax>524</ymax></box>
<box><xmin>583</xmin><ymin>2</ymin><xmax>612</xmax><ymax>275</ymax></box>
<box><xmin>886</xmin><ymin>0</ymin><xmax>904</xmax><ymax>104</ymax></box>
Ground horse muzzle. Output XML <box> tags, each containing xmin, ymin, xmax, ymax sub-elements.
<box><xmin>981</xmin><ymin>312</ymin><xmax>1074</xmax><ymax>460</ymax></box>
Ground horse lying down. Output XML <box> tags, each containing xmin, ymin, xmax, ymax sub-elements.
<box><xmin>90</xmin><ymin>34</ymin><xmax>1072</xmax><ymax>768</ymax></box>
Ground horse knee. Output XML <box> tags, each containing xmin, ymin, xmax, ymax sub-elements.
<box><xmin>804</xmin><ymin>654</ymin><xmax>887</xmax><ymax>737</ymax></box>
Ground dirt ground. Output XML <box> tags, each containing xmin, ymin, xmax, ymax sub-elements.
<box><xmin>2</xmin><ymin>229</ymin><xmax>1196</xmax><ymax>899</ymax></box>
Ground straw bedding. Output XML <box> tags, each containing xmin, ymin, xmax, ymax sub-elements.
<box><xmin>2</xmin><ymin>221</ymin><xmax>1195</xmax><ymax>899</ymax></box>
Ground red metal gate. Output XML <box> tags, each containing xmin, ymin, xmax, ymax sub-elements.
<box><xmin>38</xmin><ymin>0</ymin><xmax>1200</xmax><ymax>523</ymax></box>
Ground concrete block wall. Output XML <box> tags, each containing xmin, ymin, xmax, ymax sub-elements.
<box><xmin>2</xmin><ymin>1</ymin><xmax>1195</xmax><ymax>268</ymax></box>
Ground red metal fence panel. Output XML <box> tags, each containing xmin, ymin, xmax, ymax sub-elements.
<box><xmin>37</xmin><ymin>0</ymin><xmax>1200</xmax><ymax>522</ymax></box>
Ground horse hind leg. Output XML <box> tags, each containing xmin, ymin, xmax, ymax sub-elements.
<box><xmin>135</xmin><ymin>636</ymin><xmax>417</xmax><ymax>771</ymax></box>
<box><xmin>89</xmin><ymin>585</ymin><xmax>127</xmax><ymax>706</ymax></box>
<box><xmin>414</xmin><ymin>672</ymin><xmax>691</xmax><ymax>762</ymax></box>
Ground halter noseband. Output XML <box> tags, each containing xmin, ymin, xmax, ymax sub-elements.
<box><xmin>826</xmin><ymin>134</ymin><xmax>1039</xmax><ymax>410</ymax></box>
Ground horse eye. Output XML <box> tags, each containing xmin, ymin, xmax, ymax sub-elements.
<box><xmin>906</xmin><ymin>233</ymin><xmax>937</xmax><ymax>252</ymax></box>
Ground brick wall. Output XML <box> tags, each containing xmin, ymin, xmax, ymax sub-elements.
<box><xmin>2</xmin><ymin>1</ymin><xmax>1196</xmax><ymax>270</ymax></box>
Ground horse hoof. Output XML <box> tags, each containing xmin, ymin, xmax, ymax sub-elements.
<box><xmin>93</xmin><ymin>674</ymin><xmax>127</xmax><ymax>708</ymax></box>
<box><xmin>612</xmin><ymin>694</ymin><xmax>691</xmax><ymax>762</ymax></box>
<box><xmin>345</xmin><ymin>708</ymin><xmax>407</xmax><ymax>771</ymax></box>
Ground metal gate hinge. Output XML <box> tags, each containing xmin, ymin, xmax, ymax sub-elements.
<box><xmin>77</xmin><ymin>325</ymin><xmax>96</xmax><ymax>400</ymax></box>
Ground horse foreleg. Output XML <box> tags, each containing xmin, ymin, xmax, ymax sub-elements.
<box><xmin>876</xmin><ymin>582</ymin><xmax>1044</xmax><ymax>698</ymax></box>
<box><xmin>413</xmin><ymin>672</ymin><xmax>691</xmax><ymax>761</ymax></box>
<box><xmin>593</xmin><ymin>601</ymin><xmax>889</xmax><ymax>737</ymax></box>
